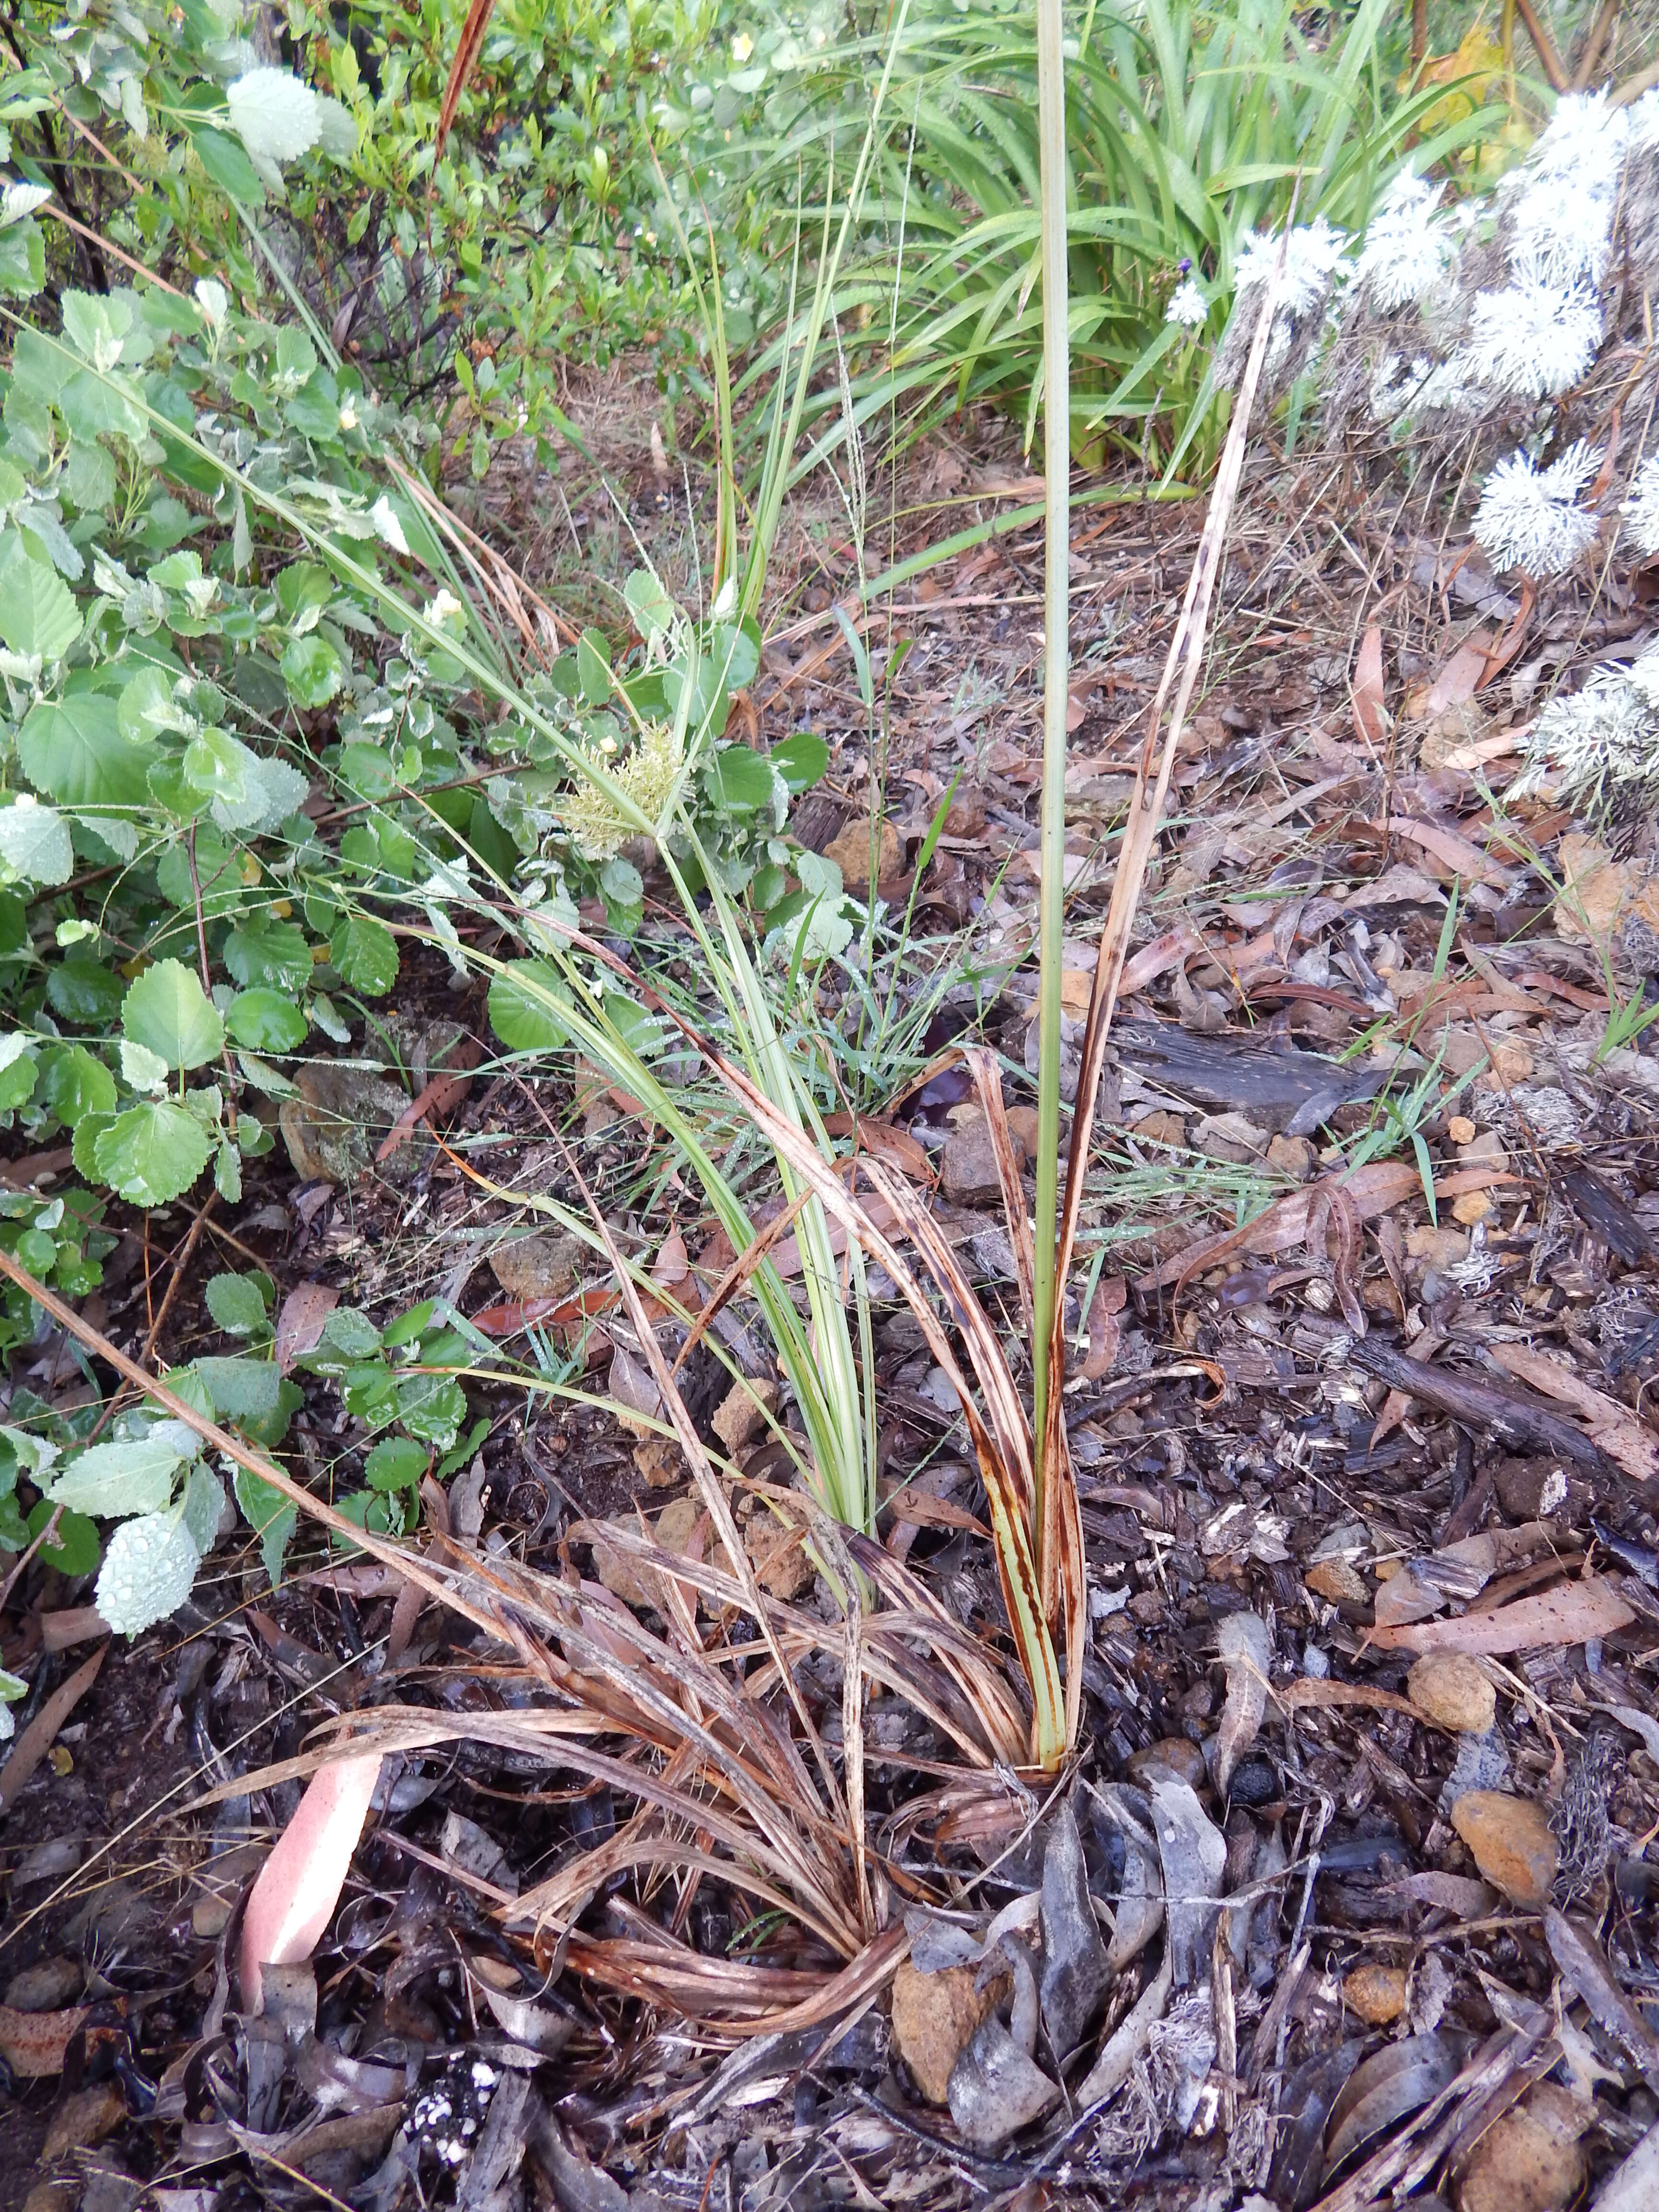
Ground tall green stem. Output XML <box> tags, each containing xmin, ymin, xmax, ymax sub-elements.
<box><xmin>1030</xmin><ymin>0</ymin><xmax>1070</xmax><ymax>1507</ymax></box>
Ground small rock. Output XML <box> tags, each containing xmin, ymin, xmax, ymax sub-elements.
<box><xmin>1457</xmin><ymin>1130</ymin><xmax>1507</xmax><ymax>1167</ymax></box>
<box><xmin>1004</xmin><ymin>1104</ymin><xmax>1065</xmax><ymax>1159</ymax></box>
<box><xmin>1440</xmin><ymin>1729</ymin><xmax>1513</xmax><ymax>1818</ymax></box>
<box><xmin>42</xmin><ymin>2080</ymin><xmax>127</xmax><ymax>2160</ymax></box>
<box><xmin>1228</xmin><ymin>1755</ymin><xmax>1280</xmax><ymax>1807</ymax></box>
<box><xmin>1128</xmin><ymin>1738</ymin><xmax>1207</xmax><ymax>1790</ymax></box>
<box><xmin>1306</xmin><ymin>1559</ymin><xmax>1369</xmax><ymax>1607</ymax></box>
<box><xmin>22</xmin><ymin>2184</ymin><xmax>78</xmax><ymax>2212</ymax></box>
<box><xmin>943</xmin><ymin>790</ymin><xmax>986</xmax><ymax>839</ymax></box>
<box><xmin>1408</xmin><ymin>1653</ymin><xmax>1497</xmax><ymax>1736</ymax></box>
<box><xmin>278</xmin><ymin>1062</ymin><xmax>423</xmax><ymax>1185</ymax></box>
<box><xmin>1451</xmin><ymin>1790</ymin><xmax>1558</xmax><ymax>1907</ymax></box>
<box><xmin>1128</xmin><ymin>1589</ymin><xmax>1165</xmax><ymax>1625</ymax></box>
<box><xmin>942</xmin><ymin>1110</ymin><xmax>1006</xmax><ymax>1207</ymax></box>
<box><xmin>1447</xmin><ymin>1115</ymin><xmax>1478</xmax><ymax>1145</ymax></box>
<box><xmin>1452</xmin><ymin>1190</ymin><xmax>1493</xmax><ymax>1226</ymax></box>
<box><xmin>490</xmin><ymin>1232</ymin><xmax>581</xmax><ymax>1301</ymax></box>
<box><xmin>1344</xmin><ymin>1964</ymin><xmax>1408</xmax><ymax>2025</ymax></box>
<box><xmin>1133</xmin><ymin>1110</ymin><xmax>1188</xmax><ymax>1148</ymax></box>
<box><xmin>745</xmin><ymin>1505</ymin><xmax>814</xmax><ymax>1599</ymax></box>
<box><xmin>1478</xmin><ymin>1039</ymin><xmax>1534</xmax><ymax>1091</ymax></box>
<box><xmin>634</xmin><ymin>1437</ymin><xmax>685</xmax><ymax>1490</ymax></box>
<box><xmin>890</xmin><ymin>1960</ymin><xmax>998</xmax><ymax>2104</ymax></box>
<box><xmin>1495</xmin><ymin>1460</ymin><xmax>1574</xmax><ymax>1522</ymax></box>
<box><xmin>1457</xmin><ymin>2081</ymin><xmax>1593</xmax><ymax>2212</ymax></box>
<box><xmin>1192</xmin><ymin>1112</ymin><xmax>1270</xmax><ymax>1165</ymax></box>
<box><xmin>1266</xmin><ymin>1133</ymin><xmax>1317</xmax><ymax>1181</ymax></box>
<box><xmin>656</xmin><ymin>1496</ymin><xmax>735</xmax><ymax>1575</ymax></box>
<box><xmin>591</xmin><ymin>1524</ymin><xmax>652</xmax><ymax>1609</ymax></box>
<box><xmin>824</xmin><ymin>815</ymin><xmax>902</xmax><ymax>891</ymax></box>
<box><xmin>3</xmin><ymin>1957</ymin><xmax>81</xmax><ymax>2013</ymax></box>
<box><xmin>1405</xmin><ymin>1224</ymin><xmax>1469</xmax><ymax>1270</ymax></box>
<box><xmin>711</xmin><ymin>1378</ymin><xmax>780</xmax><ymax>1457</ymax></box>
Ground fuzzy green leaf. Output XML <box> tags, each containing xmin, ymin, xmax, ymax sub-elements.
<box><xmin>122</xmin><ymin>959</ymin><xmax>224</xmax><ymax>1071</ymax></box>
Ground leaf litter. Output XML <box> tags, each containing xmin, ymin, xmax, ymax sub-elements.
<box><xmin>6</xmin><ymin>387</ymin><xmax>1659</xmax><ymax>2212</ymax></box>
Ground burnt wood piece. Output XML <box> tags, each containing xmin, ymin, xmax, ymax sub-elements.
<box><xmin>1110</xmin><ymin>1019</ymin><xmax>1391</xmax><ymax>1137</ymax></box>
<box><xmin>1346</xmin><ymin>1338</ymin><xmax>1611</xmax><ymax>1473</ymax></box>
<box><xmin>1559</xmin><ymin>1167</ymin><xmax>1659</xmax><ymax>1267</ymax></box>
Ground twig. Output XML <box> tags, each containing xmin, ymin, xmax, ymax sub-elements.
<box><xmin>1573</xmin><ymin>0</ymin><xmax>1621</xmax><ymax>89</ymax></box>
<box><xmin>1513</xmin><ymin>0</ymin><xmax>1571</xmax><ymax>89</ymax></box>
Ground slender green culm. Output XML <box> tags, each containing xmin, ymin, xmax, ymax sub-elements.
<box><xmin>1030</xmin><ymin>0</ymin><xmax>1070</xmax><ymax>1513</ymax></box>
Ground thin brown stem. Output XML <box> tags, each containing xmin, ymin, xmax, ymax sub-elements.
<box><xmin>1514</xmin><ymin>0</ymin><xmax>1571</xmax><ymax>90</ymax></box>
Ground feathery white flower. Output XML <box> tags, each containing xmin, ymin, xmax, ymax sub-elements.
<box><xmin>1166</xmin><ymin>278</ymin><xmax>1207</xmax><ymax>328</ymax></box>
<box><xmin>1356</xmin><ymin>172</ymin><xmax>1456</xmax><ymax>311</ymax></box>
<box><xmin>1628</xmin><ymin>87</ymin><xmax>1659</xmax><ymax>153</ymax></box>
<box><xmin>1525</xmin><ymin>88</ymin><xmax>1630</xmax><ymax>197</ymax></box>
<box><xmin>1472</xmin><ymin>442</ymin><xmax>1600</xmax><ymax>576</ymax></box>
<box><xmin>1508</xmin><ymin>179</ymin><xmax>1615</xmax><ymax>287</ymax></box>
<box><xmin>1623</xmin><ymin>454</ymin><xmax>1659</xmax><ymax>558</ymax></box>
<box><xmin>1234</xmin><ymin>216</ymin><xmax>1349</xmax><ymax>319</ymax></box>
<box><xmin>1520</xmin><ymin>666</ymin><xmax>1659</xmax><ymax>819</ymax></box>
<box><xmin>1466</xmin><ymin>265</ymin><xmax>1601</xmax><ymax>397</ymax></box>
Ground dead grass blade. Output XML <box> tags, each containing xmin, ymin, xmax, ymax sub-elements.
<box><xmin>963</xmin><ymin>1043</ymin><xmax>1036</xmax><ymax>1344</ymax></box>
<box><xmin>544</xmin><ymin>1121</ymin><xmax>852</xmax><ymax>1837</ymax></box>
<box><xmin>1041</xmin><ymin>199</ymin><xmax>1300</xmax><ymax>1476</ymax></box>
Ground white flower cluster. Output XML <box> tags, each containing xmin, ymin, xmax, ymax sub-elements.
<box><xmin>1507</xmin><ymin>90</ymin><xmax>1629</xmax><ymax>283</ymax></box>
<box><xmin>1216</xmin><ymin>217</ymin><xmax>1348</xmax><ymax>390</ymax></box>
<box><xmin>1355</xmin><ymin>171</ymin><xmax>1456</xmax><ymax>313</ymax></box>
<box><xmin>1472</xmin><ymin>442</ymin><xmax>1600</xmax><ymax>576</ymax></box>
<box><xmin>1518</xmin><ymin>649</ymin><xmax>1659</xmax><ymax>821</ymax></box>
<box><xmin>1346</xmin><ymin>88</ymin><xmax>1659</xmax><ymax>431</ymax></box>
<box><xmin>1234</xmin><ymin>215</ymin><xmax>1349</xmax><ymax>321</ymax></box>
<box><xmin>1166</xmin><ymin>277</ymin><xmax>1207</xmax><ymax>329</ymax></box>
<box><xmin>1465</xmin><ymin>258</ymin><xmax>1603</xmax><ymax>400</ymax></box>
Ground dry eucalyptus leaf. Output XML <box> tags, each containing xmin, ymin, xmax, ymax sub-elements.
<box><xmin>240</xmin><ymin>1752</ymin><xmax>383</xmax><ymax>2014</ymax></box>
<box><xmin>1215</xmin><ymin>1609</ymin><xmax>1271</xmax><ymax>1795</ymax></box>
<box><xmin>1146</xmin><ymin>1776</ymin><xmax>1226</xmax><ymax>1987</ymax></box>
<box><xmin>1368</xmin><ymin>1575</ymin><xmax>1634</xmax><ymax>1655</ymax></box>
<box><xmin>1038</xmin><ymin>1800</ymin><xmax>1110</xmax><ymax>2057</ymax></box>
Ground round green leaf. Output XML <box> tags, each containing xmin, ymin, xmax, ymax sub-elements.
<box><xmin>39</xmin><ymin>1046</ymin><xmax>116</xmax><ymax>1128</ymax></box>
<box><xmin>328</xmin><ymin>915</ymin><xmax>398</xmax><ymax>996</ymax></box>
<box><xmin>47</xmin><ymin>959</ymin><xmax>124</xmax><ymax>1026</ymax></box>
<box><xmin>709</xmin><ymin>747</ymin><xmax>777</xmax><ymax>814</ymax></box>
<box><xmin>224</xmin><ymin>989</ymin><xmax>307</xmax><ymax>1053</ymax></box>
<box><xmin>770</xmin><ymin>731</ymin><xmax>830</xmax><ymax>795</ymax></box>
<box><xmin>92</xmin><ymin>1101</ymin><xmax>213</xmax><ymax>1205</ymax></box>
<box><xmin>48</xmin><ymin>1437</ymin><xmax>183</xmax><ymax>1516</ymax></box>
<box><xmin>26</xmin><ymin>1500</ymin><xmax>99</xmax><ymax>1577</ymax></box>
<box><xmin>0</xmin><ymin>542</ymin><xmax>79</xmax><ymax>663</ymax></box>
<box><xmin>122</xmin><ymin>959</ymin><xmax>225</xmax><ymax>1071</ymax></box>
<box><xmin>224</xmin><ymin>919</ymin><xmax>313</xmax><ymax>993</ymax></box>
<box><xmin>280</xmin><ymin>633</ymin><xmax>343</xmax><ymax>709</ymax></box>
<box><xmin>488</xmin><ymin>961</ymin><xmax>572</xmax><ymax>1052</ymax></box>
<box><xmin>18</xmin><ymin>694</ymin><xmax>156</xmax><ymax>807</ymax></box>
<box><xmin>204</xmin><ymin>1272</ymin><xmax>270</xmax><ymax>1335</ymax></box>
<box><xmin>363</xmin><ymin>1436</ymin><xmax>428</xmax><ymax>1491</ymax></box>
<box><xmin>0</xmin><ymin>799</ymin><xmax>73</xmax><ymax>885</ymax></box>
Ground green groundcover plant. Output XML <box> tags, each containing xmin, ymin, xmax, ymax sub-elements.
<box><xmin>0</xmin><ymin>1</ymin><xmax>866</xmax><ymax>1647</ymax></box>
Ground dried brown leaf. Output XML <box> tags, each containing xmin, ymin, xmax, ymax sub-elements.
<box><xmin>1368</xmin><ymin>1575</ymin><xmax>1634</xmax><ymax>1654</ymax></box>
<box><xmin>1492</xmin><ymin>1345</ymin><xmax>1659</xmax><ymax>1482</ymax></box>
<box><xmin>274</xmin><ymin>1280</ymin><xmax>340</xmax><ymax>1376</ymax></box>
<box><xmin>240</xmin><ymin>1752</ymin><xmax>384</xmax><ymax>2012</ymax></box>
<box><xmin>1351</xmin><ymin>623</ymin><xmax>1386</xmax><ymax>748</ymax></box>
